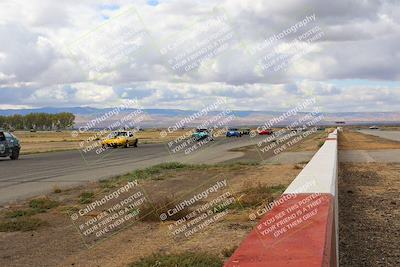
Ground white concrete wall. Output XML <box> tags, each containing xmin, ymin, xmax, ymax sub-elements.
<box><xmin>284</xmin><ymin>129</ymin><xmax>338</xmax><ymax>195</ymax></box>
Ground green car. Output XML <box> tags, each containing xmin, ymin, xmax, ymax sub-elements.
<box><xmin>0</xmin><ymin>130</ymin><xmax>21</xmax><ymax>160</ymax></box>
<box><xmin>192</xmin><ymin>128</ymin><xmax>213</xmax><ymax>141</ymax></box>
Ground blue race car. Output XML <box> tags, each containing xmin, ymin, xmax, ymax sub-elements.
<box><xmin>226</xmin><ymin>128</ymin><xmax>242</xmax><ymax>137</ymax></box>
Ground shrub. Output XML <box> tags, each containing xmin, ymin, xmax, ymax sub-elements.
<box><xmin>139</xmin><ymin>197</ymin><xmax>191</xmax><ymax>222</ymax></box>
<box><xmin>222</xmin><ymin>246</ymin><xmax>238</xmax><ymax>258</ymax></box>
<box><xmin>4</xmin><ymin>209</ymin><xmax>38</xmax><ymax>218</ymax></box>
<box><xmin>29</xmin><ymin>198</ymin><xmax>59</xmax><ymax>212</ymax></box>
<box><xmin>79</xmin><ymin>192</ymin><xmax>94</xmax><ymax>204</ymax></box>
<box><xmin>129</xmin><ymin>252</ymin><xmax>222</xmax><ymax>267</ymax></box>
<box><xmin>53</xmin><ymin>186</ymin><xmax>62</xmax><ymax>193</ymax></box>
<box><xmin>0</xmin><ymin>218</ymin><xmax>47</xmax><ymax>232</ymax></box>
<box><xmin>236</xmin><ymin>183</ymin><xmax>286</xmax><ymax>208</ymax></box>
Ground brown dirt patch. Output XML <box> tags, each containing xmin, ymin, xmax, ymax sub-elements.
<box><xmin>339</xmin><ymin>163</ymin><xmax>400</xmax><ymax>266</ymax></box>
<box><xmin>287</xmin><ymin>130</ymin><xmax>329</xmax><ymax>152</ymax></box>
<box><xmin>0</xmin><ymin>162</ymin><xmax>301</xmax><ymax>267</ymax></box>
<box><xmin>339</xmin><ymin>130</ymin><xmax>400</xmax><ymax>150</ymax></box>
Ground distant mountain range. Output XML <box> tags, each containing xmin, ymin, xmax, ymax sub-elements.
<box><xmin>1</xmin><ymin>107</ymin><xmax>399</xmax><ymax>127</ymax></box>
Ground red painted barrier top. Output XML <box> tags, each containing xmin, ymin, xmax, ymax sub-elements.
<box><xmin>224</xmin><ymin>193</ymin><xmax>336</xmax><ymax>267</ymax></box>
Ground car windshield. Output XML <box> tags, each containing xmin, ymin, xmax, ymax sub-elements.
<box><xmin>112</xmin><ymin>132</ymin><xmax>127</xmax><ymax>137</ymax></box>
<box><xmin>0</xmin><ymin>132</ymin><xmax>5</xmax><ymax>141</ymax></box>
<box><xmin>196</xmin><ymin>129</ymin><xmax>207</xmax><ymax>133</ymax></box>
<box><xmin>229</xmin><ymin>128</ymin><xmax>238</xmax><ymax>131</ymax></box>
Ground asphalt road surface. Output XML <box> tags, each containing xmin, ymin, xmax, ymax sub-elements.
<box><xmin>357</xmin><ymin>129</ymin><xmax>400</xmax><ymax>142</ymax></box>
<box><xmin>0</xmin><ymin>135</ymin><xmax>276</xmax><ymax>205</ymax></box>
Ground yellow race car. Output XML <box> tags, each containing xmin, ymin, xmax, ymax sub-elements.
<box><xmin>102</xmin><ymin>131</ymin><xmax>138</xmax><ymax>148</ymax></box>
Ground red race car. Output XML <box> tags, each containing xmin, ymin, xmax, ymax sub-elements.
<box><xmin>258</xmin><ymin>129</ymin><xmax>273</xmax><ymax>135</ymax></box>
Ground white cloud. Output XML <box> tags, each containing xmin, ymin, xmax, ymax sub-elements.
<box><xmin>0</xmin><ymin>0</ymin><xmax>399</xmax><ymax>111</ymax></box>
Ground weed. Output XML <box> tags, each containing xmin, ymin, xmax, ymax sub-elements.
<box><xmin>4</xmin><ymin>209</ymin><xmax>39</xmax><ymax>218</ymax></box>
<box><xmin>59</xmin><ymin>205</ymin><xmax>80</xmax><ymax>214</ymax></box>
<box><xmin>318</xmin><ymin>141</ymin><xmax>325</xmax><ymax>148</ymax></box>
<box><xmin>29</xmin><ymin>198</ymin><xmax>59</xmax><ymax>212</ymax></box>
<box><xmin>235</xmin><ymin>183</ymin><xmax>286</xmax><ymax>209</ymax></box>
<box><xmin>129</xmin><ymin>252</ymin><xmax>222</xmax><ymax>267</ymax></box>
<box><xmin>99</xmin><ymin>178</ymin><xmax>119</xmax><ymax>189</ymax></box>
<box><xmin>139</xmin><ymin>197</ymin><xmax>191</xmax><ymax>222</ymax></box>
<box><xmin>0</xmin><ymin>217</ymin><xmax>47</xmax><ymax>232</ymax></box>
<box><xmin>222</xmin><ymin>245</ymin><xmax>238</xmax><ymax>258</ymax></box>
<box><xmin>294</xmin><ymin>164</ymin><xmax>303</xmax><ymax>169</ymax></box>
<box><xmin>53</xmin><ymin>186</ymin><xmax>62</xmax><ymax>193</ymax></box>
<box><xmin>79</xmin><ymin>192</ymin><xmax>94</xmax><ymax>204</ymax></box>
<box><xmin>126</xmin><ymin>162</ymin><xmax>193</xmax><ymax>181</ymax></box>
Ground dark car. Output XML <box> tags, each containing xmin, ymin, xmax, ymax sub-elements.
<box><xmin>240</xmin><ymin>128</ymin><xmax>251</xmax><ymax>135</ymax></box>
<box><xmin>226</xmin><ymin>128</ymin><xmax>242</xmax><ymax>137</ymax></box>
<box><xmin>0</xmin><ymin>131</ymin><xmax>21</xmax><ymax>160</ymax></box>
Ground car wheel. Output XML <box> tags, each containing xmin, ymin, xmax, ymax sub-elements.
<box><xmin>133</xmin><ymin>139</ymin><xmax>138</xmax><ymax>147</ymax></box>
<box><xmin>10</xmin><ymin>148</ymin><xmax>19</xmax><ymax>160</ymax></box>
<box><xmin>112</xmin><ymin>145</ymin><xmax>118</xmax><ymax>148</ymax></box>
<box><xmin>125</xmin><ymin>141</ymin><xmax>129</xmax><ymax>148</ymax></box>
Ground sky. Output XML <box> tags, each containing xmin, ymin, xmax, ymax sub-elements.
<box><xmin>0</xmin><ymin>0</ymin><xmax>399</xmax><ymax>112</ymax></box>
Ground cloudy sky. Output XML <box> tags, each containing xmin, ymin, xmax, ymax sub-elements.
<box><xmin>0</xmin><ymin>0</ymin><xmax>399</xmax><ymax>112</ymax></box>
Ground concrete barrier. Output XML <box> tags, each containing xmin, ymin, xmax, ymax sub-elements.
<box><xmin>225</xmin><ymin>129</ymin><xmax>339</xmax><ymax>267</ymax></box>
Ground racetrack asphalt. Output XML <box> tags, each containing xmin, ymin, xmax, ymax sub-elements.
<box><xmin>0</xmin><ymin>135</ymin><xmax>276</xmax><ymax>205</ymax></box>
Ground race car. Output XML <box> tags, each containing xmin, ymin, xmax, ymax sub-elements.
<box><xmin>240</xmin><ymin>128</ymin><xmax>251</xmax><ymax>135</ymax></box>
<box><xmin>226</xmin><ymin>128</ymin><xmax>242</xmax><ymax>137</ymax></box>
<box><xmin>258</xmin><ymin>129</ymin><xmax>273</xmax><ymax>135</ymax></box>
<box><xmin>0</xmin><ymin>130</ymin><xmax>21</xmax><ymax>160</ymax></box>
<box><xmin>192</xmin><ymin>128</ymin><xmax>213</xmax><ymax>141</ymax></box>
<box><xmin>101</xmin><ymin>131</ymin><xmax>138</xmax><ymax>148</ymax></box>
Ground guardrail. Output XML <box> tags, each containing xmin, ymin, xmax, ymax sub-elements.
<box><xmin>225</xmin><ymin>129</ymin><xmax>339</xmax><ymax>267</ymax></box>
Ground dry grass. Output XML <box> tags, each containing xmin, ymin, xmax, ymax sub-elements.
<box><xmin>129</xmin><ymin>251</ymin><xmax>223</xmax><ymax>267</ymax></box>
<box><xmin>234</xmin><ymin>182</ymin><xmax>286</xmax><ymax>209</ymax></box>
<box><xmin>0</xmin><ymin>197</ymin><xmax>59</xmax><ymax>232</ymax></box>
<box><xmin>339</xmin><ymin>129</ymin><xmax>400</xmax><ymax>150</ymax></box>
<box><xmin>0</xmin><ymin>217</ymin><xmax>48</xmax><ymax>232</ymax></box>
<box><xmin>13</xmin><ymin>129</ymin><xmax>190</xmax><ymax>154</ymax></box>
<box><xmin>15</xmin><ymin>130</ymin><xmax>96</xmax><ymax>154</ymax></box>
<box><xmin>0</xmin><ymin>162</ymin><xmax>301</xmax><ymax>267</ymax></box>
<box><xmin>287</xmin><ymin>129</ymin><xmax>330</xmax><ymax>152</ymax></box>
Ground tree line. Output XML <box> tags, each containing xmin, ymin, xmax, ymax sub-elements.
<box><xmin>0</xmin><ymin>112</ymin><xmax>75</xmax><ymax>130</ymax></box>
